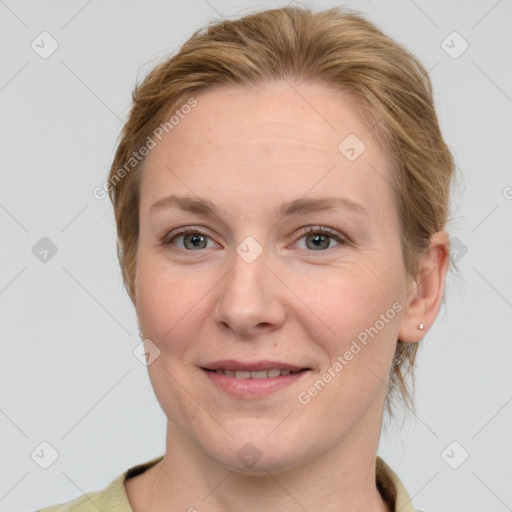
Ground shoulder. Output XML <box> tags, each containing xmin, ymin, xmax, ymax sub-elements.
<box><xmin>34</xmin><ymin>455</ymin><xmax>164</xmax><ymax>512</ymax></box>
<box><xmin>34</xmin><ymin>486</ymin><xmax>107</xmax><ymax>512</ymax></box>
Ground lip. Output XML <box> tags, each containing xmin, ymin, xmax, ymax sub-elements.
<box><xmin>201</xmin><ymin>367</ymin><xmax>310</xmax><ymax>398</ymax></box>
<box><xmin>201</xmin><ymin>360</ymin><xmax>310</xmax><ymax>372</ymax></box>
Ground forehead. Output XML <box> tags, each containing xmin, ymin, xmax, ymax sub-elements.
<box><xmin>156</xmin><ymin>81</ymin><xmax>373</xmax><ymax>157</ymax></box>
<box><xmin>139</xmin><ymin>80</ymin><xmax>395</xmax><ymax>219</ymax></box>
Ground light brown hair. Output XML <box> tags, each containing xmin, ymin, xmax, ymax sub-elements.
<box><xmin>108</xmin><ymin>6</ymin><xmax>455</xmax><ymax>422</ymax></box>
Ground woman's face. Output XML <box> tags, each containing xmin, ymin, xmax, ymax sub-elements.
<box><xmin>135</xmin><ymin>80</ymin><xmax>415</xmax><ymax>472</ymax></box>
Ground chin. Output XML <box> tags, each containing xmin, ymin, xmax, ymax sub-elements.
<box><xmin>222</xmin><ymin>450</ymin><xmax>304</xmax><ymax>476</ymax></box>
<box><xmin>203</xmin><ymin>430</ymin><xmax>309</xmax><ymax>475</ymax></box>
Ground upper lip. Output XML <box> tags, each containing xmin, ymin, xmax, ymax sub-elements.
<box><xmin>201</xmin><ymin>360</ymin><xmax>310</xmax><ymax>372</ymax></box>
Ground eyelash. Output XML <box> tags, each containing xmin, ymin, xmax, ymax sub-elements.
<box><xmin>161</xmin><ymin>226</ymin><xmax>348</xmax><ymax>252</ymax></box>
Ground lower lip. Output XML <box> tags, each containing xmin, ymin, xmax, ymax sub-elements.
<box><xmin>201</xmin><ymin>368</ymin><xmax>309</xmax><ymax>398</ymax></box>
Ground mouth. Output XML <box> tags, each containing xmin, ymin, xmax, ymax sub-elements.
<box><xmin>202</xmin><ymin>368</ymin><xmax>309</xmax><ymax>379</ymax></box>
<box><xmin>200</xmin><ymin>360</ymin><xmax>312</xmax><ymax>398</ymax></box>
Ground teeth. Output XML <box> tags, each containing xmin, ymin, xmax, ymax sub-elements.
<box><xmin>213</xmin><ymin>368</ymin><xmax>298</xmax><ymax>379</ymax></box>
<box><xmin>251</xmin><ymin>370</ymin><xmax>268</xmax><ymax>379</ymax></box>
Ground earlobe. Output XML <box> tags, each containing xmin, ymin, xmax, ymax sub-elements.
<box><xmin>398</xmin><ymin>231</ymin><xmax>450</xmax><ymax>343</ymax></box>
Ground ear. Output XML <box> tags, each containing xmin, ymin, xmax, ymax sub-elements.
<box><xmin>398</xmin><ymin>231</ymin><xmax>450</xmax><ymax>343</ymax></box>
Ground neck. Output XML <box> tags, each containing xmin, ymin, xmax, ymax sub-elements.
<box><xmin>137</xmin><ymin>417</ymin><xmax>390</xmax><ymax>512</ymax></box>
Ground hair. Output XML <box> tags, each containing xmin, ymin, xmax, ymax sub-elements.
<box><xmin>107</xmin><ymin>5</ymin><xmax>456</xmax><ymax>424</ymax></box>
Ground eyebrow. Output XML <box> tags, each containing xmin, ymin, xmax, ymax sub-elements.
<box><xmin>149</xmin><ymin>194</ymin><xmax>368</xmax><ymax>218</ymax></box>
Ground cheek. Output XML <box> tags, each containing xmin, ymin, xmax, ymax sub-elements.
<box><xmin>135</xmin><ymin>253</ymin><xmax>208</xmax><ymax>354</ymax></box>
<box><xmin>134</xmin><ymin>255</ymin><xmax>207</xmax><ymax>411</ymax></box>
<box><xmin>302</xmin><ymin>255</ymin><xmax>402</xmax><ymax>328</ymax></box>
<box><xmin>296</xmin><ymin>256</ymin><xmax>403</xmax><ymax>376</ymax></box>
<box><xmin>294</xmin><ymin>268</ymin><xmax>401</xmax><ymax>424</ymax></box>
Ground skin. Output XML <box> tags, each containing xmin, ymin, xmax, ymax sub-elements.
<box><xmin>125</xmin><ymin>80</ymin><xmax>449</xmax><ymax>511</ymax></box>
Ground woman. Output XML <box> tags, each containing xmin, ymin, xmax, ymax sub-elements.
<box><xmin>38</xmin><ymin>5</ymin><xmax>453</xmax><ymax>511</ymax></box>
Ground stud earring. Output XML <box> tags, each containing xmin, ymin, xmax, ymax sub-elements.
<box><xmin>139</xmin><ymin>331</ymin><xmax>143</xmax><ymax>339</ymax></box>
<box><xmin>417</xmin><ymin>323</ymin><xmax>424</xmax><ymax>330</ymax></box>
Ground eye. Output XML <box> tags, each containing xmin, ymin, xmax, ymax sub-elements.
<box><xmin>163</xmin><ymin>228</ymin><xmax>216</xmax><ymax>250</ymax></box>
<box><xmin>161</xmin><ymin>226</ymin><xmax>347</xmax><ymax>252</ymax></box>
<box><xmin>294</xmin><ymin>226</ymin><xmax>347</xmax><ymax>251</ymax></box>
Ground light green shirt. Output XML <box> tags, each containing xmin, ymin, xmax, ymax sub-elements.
<box><xmin>36</xmin><ymin>455</ymin><xmax>417</xmax><ymax>511</ymax></box>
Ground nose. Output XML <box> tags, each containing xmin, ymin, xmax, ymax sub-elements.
<box><xmin>213</xmin><ymin>246</ymin><xmax>287</xmax><ymax>337</ymax></box>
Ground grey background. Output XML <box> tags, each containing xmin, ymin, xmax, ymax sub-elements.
<box><xmin>1</xmin><ymin>0</ymin><xmax>511</xmax><ymax>511</ymax></box>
